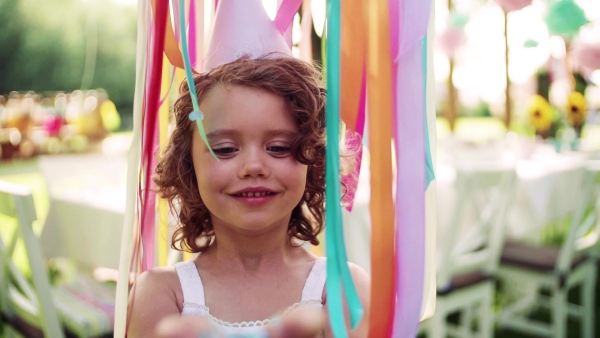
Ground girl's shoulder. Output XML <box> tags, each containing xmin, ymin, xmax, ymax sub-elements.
<box><xmin>132</xmin><ymin>266</ymin><xmax>184</xmax><ymax>309</ymax></box>
<box><xmin>136</xmin><ymin>265</ymin><xmax>179</xmax><ymax>286</ymax></box>
<box><xmin>127</xmin><ymin>267</ymin><xmax>185</xmax><ymax>336</ymax></box>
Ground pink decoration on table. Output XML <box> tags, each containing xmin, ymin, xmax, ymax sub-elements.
<box><xmin>494</xmin><ymin>0</ymin><xmax>532</xmax><ymax>13</ymax></box>
<box><xmin>439</xmin><ymin>27</ymin><xmax>466</xmax><ymax>57</ymax></box>
<box><xmin>43</xmin><ymin>115</ymin><xmax>65</xmax><ymax>137</ymax></box>
<box><xmin>571</xmin><ymin>40</ymin><xmax>600</xmax><ymax>73</ymax></box>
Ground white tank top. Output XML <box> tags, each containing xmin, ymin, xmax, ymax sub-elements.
<box><xmin>174</xmin><ymin>257</ymin><xmax>326</xmax><ymax>336</ymax></box>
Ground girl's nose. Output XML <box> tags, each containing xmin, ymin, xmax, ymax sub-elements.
<box><xmin>238</xmin><ymin>150</ymin><xmax>270</xmax><ymax>178</ymax></box>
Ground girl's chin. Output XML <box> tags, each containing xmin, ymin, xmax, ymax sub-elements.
<box><xmin>215</xmin><ymin>221</ymin><xmax>287</xmax><ymax>236</ymax></box>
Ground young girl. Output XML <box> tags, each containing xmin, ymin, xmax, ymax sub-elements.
<box><xmin>127</xmin><ymin>55</ymin><xmax>370</xmax><ymax>337</ymax></box>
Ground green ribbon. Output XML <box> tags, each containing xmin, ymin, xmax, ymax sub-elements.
<box><xmin>324</xmin><ymin>0</ymin><xmax>363</xmax><ymax>337</ymax></box>
<box><xmin>423</xmin><ymin>35</ymin><xmax>435</xmax><ymax>188</ymax></box>
<box><xmin>178</xmin><ymin>0</ymin><xmax>217</xmax><ymax>160</ymax></box>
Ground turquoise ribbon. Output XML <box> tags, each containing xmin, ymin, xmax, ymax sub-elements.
<box><xmin>325</xmin><ymin>0</ymin><xmax>363</xmax><ymax>337</ymax></box>
<box><xmin>178</xmin><ymin>0</ymin><xmax>217</xmax><ymax>160</ymax></box>
<box><xmin>423</xmin><ymin>35</ymin><xmax>435</xmax><ymax>188</ymax></box>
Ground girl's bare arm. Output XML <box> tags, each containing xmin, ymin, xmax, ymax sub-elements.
<box><xmin>127</xmin><ymin>268</ymin><xmax>181</xmax><ymax>338</ymax></box>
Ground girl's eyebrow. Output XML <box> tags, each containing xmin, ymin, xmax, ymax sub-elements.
<box><xmin>206</xmin><ymin>129</ymin><xmax>298</xmax><ymax>140</ymax></box>
<box><xmin>264</xmin><ymin>130</ymin><xmax>299</xmax><ymax>138</ymax></box>
<box><xmin>206</xmin><ymin>129</ymin><xmax>238</xmax><ymax>140</ymax></box>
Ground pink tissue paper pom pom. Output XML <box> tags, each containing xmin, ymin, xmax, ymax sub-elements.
<box><xmin>494</xmin><ymin>0</ymin><xmax>532</xmax><ymax>13</ymax></box>
<box><xmin>439</xmin><ymin>27</ymin><xmax>466</xmax><ymax>57</ymax></box>
<box><xmin>571</xmin><ymin>41</ymin><xmax>600</xmax><ymax>73</ymax></box>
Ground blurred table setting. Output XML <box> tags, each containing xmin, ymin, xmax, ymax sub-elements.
<box><xmin>39</xmin><ymin>133</ymin><xmax>130</xmax><ymax>271</ymax></box>
<box><xmin>436</xmin><ymin>135</ymin><xmax>596</xmax><ymax>246</ymax></box>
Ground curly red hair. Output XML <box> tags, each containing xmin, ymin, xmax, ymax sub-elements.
<box><xmin>154</xmin><ymin>55</ymin><xmax>326</xmax><ymax>253</ymax></box>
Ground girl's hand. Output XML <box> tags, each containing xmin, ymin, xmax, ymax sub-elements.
<box><xmin>155</xmin><ymin>308</ymin><xmax>324</xmax><ymax>338</ymax></box>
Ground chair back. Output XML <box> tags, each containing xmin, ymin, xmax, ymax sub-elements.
<box><xmin>575</xmin><ymin>161</ymin><xmax>600</xmax><ymax>257</ymax></box>
<box><xmin>437</xmin><ymin>162</ymin><xmax>516</xmax><ymax>290</ymax></box>
<box><xmin>554</xmin><ymin>165</ymin><xmax>596</xmax><ymax>274</ymax></box>
<box><xmin>0</xmin><ymin>180</ymin><xmax>65</xmax><ymax>338</ymax></box>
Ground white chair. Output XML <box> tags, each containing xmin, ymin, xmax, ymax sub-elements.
<box><xmin>582</xmin><ymin>160</ymin><xmax>600</xmax><ymax>260</ymax></box>
<box><xmin>423</xmin><ymin>163</ymin><xmax>516</xmax><ymax>338</ymax></box>
<box><xmin>0</xmin><ymin>180</ymin><xmax>115</xmax><ymax>338</ymax></box>
<box><xmin>496</xmin><ymin>165</ymin><xmax>597</xmax><ymax>338</ymax></box>
<box><xmin>0</xmin><ymin>180</ymin><xmax>64</xmax><ymax>337</ymax></box>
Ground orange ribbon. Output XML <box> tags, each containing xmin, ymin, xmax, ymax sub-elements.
<box><xmin>151</xmin><ymin>0</ymin><xmax>185</xmax><ymax>69</ymax></box>
<box><xmin>340</xmin><ymin>0</ymin><xmax>367</xmax><ymax>133</ymax></box>
<box><xmin>367</xmin><ymin>0</ymin><xmax>396</xmax><ymax>337</ymax></box>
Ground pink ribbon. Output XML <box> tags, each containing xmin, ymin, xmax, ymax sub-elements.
<box><xmin>390</xmin><ymin>0</ymin><xmax>431</xmax><ymax>336</ymax></box>
<box><xmin>274</xmin><ymin>0</ymin><xmax>303</xmax><ymax>47</ymax></box>
<box><xmin>140</xmin><ymin>0</ymin><xmax>169</xmax><ymax>271</ymax></box>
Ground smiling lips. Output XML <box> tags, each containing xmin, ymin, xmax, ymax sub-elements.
<box><xmin>230</xmin><ymin>188</ymin><xmax>278</xmax><ymax>206</ymax></box>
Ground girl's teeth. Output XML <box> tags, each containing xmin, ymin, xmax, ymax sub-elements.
<box><xmin>239</xmin><ymin>192</ymin><xmax>271</xmax><ymax>197</ymax></box>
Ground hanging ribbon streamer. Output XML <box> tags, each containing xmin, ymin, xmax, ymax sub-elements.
<box><xmin>114</xmin><ymin>0</ymin><xmax>149</xmax><ymax>336</ymax></box>
<box><xmin>355</xmin><ymin>69</ymin><xmax>367</xmax><ymax>140</ymax></box>
<box><xmin>178</xmin><ymin>0</ymin><xmax>217</xmax><ymax>160</ymax></box>
<box><xmin>140</xmin><ymin>0</ymin><xmax>171</xmax><ymax>272</ymax></box>
<box><xmin>151</xmin><ymin>0</ymin><xmax>184</xmax><ymax>69</ymax></box>
<box><xmin>298</xmin><ymin>0</ymin><xmax>313</xmax><ymax>62</ymax></box>
<box><xmin>157</xmin><ymin>57</ymin><xmax>171</xmax><ymax>267</ymax></box>
<box><xmin>338</xmin><ymin>0</ymin><xmax>367</xmax><ymax>213</ymax></box>
<box><xmin>340</xmin><ymin>0</ymin><xmax>366</xmax><ymax>134</ymax></box>
<box><xmin>325</xmin><ymin>0</ymin><xmax>363</xmax><ymax>337</ymax></box>
<box><xmin>421</xmin><ymin>27</ymin><xmax>438</xmax><ymax>321</ymax></box>
<box><xmin>189</xmin><ymin>0</ymin><xmax>198</xmax><ymax>68</ymax></box>
<box><xmin>273</xmin><ymin>0</ymin><xmax>303</xmax><ymax>35</ymax></box>
<box><xmin>391</xmin><ymin>0</ymin><xmax>432</xmax><ymax>336</ymax></box>
<box><xmin>366</xmin><ymin>0</ymin><xmax>396</xmax><ymax>336</ymax></box>
<box><xmin>423</xmin><ymin>36</ymin><xmax>435</xmax><ymax>188</ymax></box>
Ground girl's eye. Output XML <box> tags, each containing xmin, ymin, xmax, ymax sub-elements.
<box><xmin>212</xmin><ymin>147</ymin><xmax>237</xmax><ymax>155</ymax></box>
<box><xmin>267</xmin><ymin>146</ymin><xmax>291</xmax><ymax>154</ymax></box>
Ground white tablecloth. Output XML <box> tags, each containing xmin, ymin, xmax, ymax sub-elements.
<box><xmin>436</xmin><ymin>147</ymin><xmax>591</xmax><ymax>245</ymax></box>
<box><xmin>39</xmin><ymin>137</ymin><xmax>129</xmax><ymax>270</ymax></box>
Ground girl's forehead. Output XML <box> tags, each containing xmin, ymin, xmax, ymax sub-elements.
<box><xmin>199</xmin><ymin>84</ymin><xmax>299</xmax><ymax>132</ymax></box>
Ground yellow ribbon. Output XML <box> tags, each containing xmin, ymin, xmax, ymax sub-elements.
<box><xmin>158</xmin><ymin>55</ymin><xmax>171</xmax><ymax>267</ymax></box>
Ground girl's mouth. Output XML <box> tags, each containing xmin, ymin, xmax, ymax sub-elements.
<box><xmin>230</xmin><ymin>191</ymin><xmax>278</xmax><ymax>206</ymax></box>
<box><xmin>232</xmin><ymin>191</ymin><xmax>276</xmax><ymax>197</ymax></box>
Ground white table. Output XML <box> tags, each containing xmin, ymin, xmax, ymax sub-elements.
<box><xmin>39</xmin><ymin>136</ymin><xmax>129</xmax><ymax>270</ymax></box>
<box><xmin>436</xmin><ymin>146</ymin><xmax>591</xmax><ymax>245</ymax></box>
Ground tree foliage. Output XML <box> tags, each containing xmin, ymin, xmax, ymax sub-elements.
<box><xmin>0</xmin><ymin>0</ymin><xmax>137</xmax><ymax>129</ymax></box>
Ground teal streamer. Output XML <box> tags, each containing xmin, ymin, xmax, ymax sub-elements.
<box><xmin>178</xmin><ymin>0</ymin><xmax>217</xmax><ymax>160</ymax></box>
<box><xmin>324</xmin><ymin>0</ymin><xmax>363</xmax><ymax>336</ymax></box>
<box><xmin>422</xmin><ymin>35</ymin><xmax>435</xmax><ymax>188</ymax></box>
<box><xmin>325</xmin><ymin>0</ymin><xmax>345</xmax><ymax>335</ymax></box>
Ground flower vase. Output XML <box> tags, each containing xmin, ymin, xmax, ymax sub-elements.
<box><xmin>535</xmin><ymin>129</ymin><xmax>550</xmax><ymax>140</ymax></box>
<box><xmin>571</xmin><ymin>125</ymin><xmax>584</xmax><ymax>150</ymax></box>
<box><xmin>574</xmin><ymin>125</ymin><xmax>583</xmax><ymax>139</ymax></box>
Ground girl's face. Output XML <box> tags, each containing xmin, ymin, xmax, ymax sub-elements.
<box><xmin>191</xmin><ymin>84</ymin><xmax>308</xmax><ymax>235</ymax></box>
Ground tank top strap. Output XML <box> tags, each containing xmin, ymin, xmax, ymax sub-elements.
<box><xmin>174</xmin><ymin>260</ymin><xmax>206</xmax><ymax>306</ymax></box>
<box><xmin>301</xmin><ymin>257</ymin><xmax>327</xmax><ymax>302</ymax></box>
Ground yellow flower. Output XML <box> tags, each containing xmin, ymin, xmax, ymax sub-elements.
<box><xmin>565</xmin><ymin>91</ymin><xmax>587</xmax><ymax>128</ymax></box>
<box><xmin>528</xmin><ymin>95</ymin><xmax>553</xmax><ymax>132</ymax></box>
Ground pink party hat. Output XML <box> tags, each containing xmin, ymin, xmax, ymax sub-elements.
<box><xmin>202</xmin><ymin>0</ymin><xmax>291</xmax><ymax>71</ymax></box>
